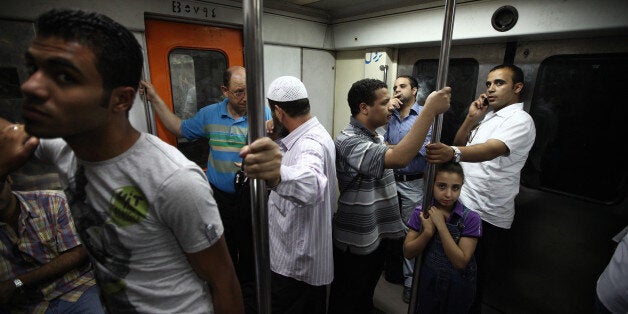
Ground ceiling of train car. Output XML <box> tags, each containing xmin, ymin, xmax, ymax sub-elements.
<box><xmin>264</xmin><ymin>0</ymin><xmax>440</xmax><ymax>20</ymax></box>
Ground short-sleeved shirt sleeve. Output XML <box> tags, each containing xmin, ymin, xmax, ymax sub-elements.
<box><xmin>155</xmin><ymin>166</ymin><xmax>224</xmax><ymax>253</ymax></box>
<box><xmin>407</xmin><ymin>205</ymin><xmax>424</xmax><ymax>232</ymax></box>
<box><xmin>462</xmin><ymin>209</ymin><xmax>482</xmax><ymax>238</ymax></box>
<box><xmin>406</xmin><ymin>203</ymin><xmax>482</xmax><ymax>239</ymax></box>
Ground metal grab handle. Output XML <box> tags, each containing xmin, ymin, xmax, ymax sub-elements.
<box><xmin>380</xmin><ymin>64</ymin><xmax>389</xmax><ymax>85</ymax></box>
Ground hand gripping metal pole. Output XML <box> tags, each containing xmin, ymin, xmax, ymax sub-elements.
<box><xmin>408</xmin><ymin>0</ymin><xmax>456</xmax><ymax>313</ymax></box>
<box><xmin>243</xmin><ymin>0</ymin><xmax>272</xmax><ymax>313</ymax></box>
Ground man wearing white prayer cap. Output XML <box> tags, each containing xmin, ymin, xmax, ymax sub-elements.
<box><xmin>264</xmin><ymin>76</ymin><xmax>337</xmax><ymax>314</ymax></box>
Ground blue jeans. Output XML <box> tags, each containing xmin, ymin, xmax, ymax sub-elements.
<box><xmin>45</xmin><ymin>285</ymin><xmax>105</xmax><ymax>314</ymax></box>
<box><xmin>397</xmin><ymin>178</ymin><xmax>424</xmax><ymax>288</ymax></box>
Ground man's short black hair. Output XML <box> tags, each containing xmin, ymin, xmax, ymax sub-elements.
<box><xmin>490</xmin><ymin>64</ymin><xmax>524</xmax><ymax>85</ymax></box>
<box><xmin>35</xmin><ymin>9</ymin><xmax>143</xmax><ymax>91</ymax></box>
<box><xmin>347</xmin><ymin>78</ymin><xmax>388</xmax><ymax>116</ymax></box>
<box><xmin>397</xmin><ymin>75</ymin><xmax>418</xmax><ymax>89</ymax></box>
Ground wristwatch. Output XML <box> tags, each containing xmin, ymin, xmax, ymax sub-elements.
<box><xmin>451</xmin><ymin>146</ymin><xmax>462</xmax><ymax>162</ymax></box>
<box><xmin>13</xmin><ymin>278</ymin><xmax>24</xmax><ymax>292</ymax></box>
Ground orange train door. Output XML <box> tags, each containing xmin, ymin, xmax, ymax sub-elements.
<box><xmin>144</xmin><ymin>19</ymin><xmax>243</xmax><ymax>168</ymax></box>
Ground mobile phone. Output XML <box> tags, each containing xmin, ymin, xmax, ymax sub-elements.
<box><xmin>482</xmin><ymin>97</ymin><xmax>489</xmax><ymax>106</ymax></box>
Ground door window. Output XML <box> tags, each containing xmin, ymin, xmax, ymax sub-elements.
<box><xmin>168</xmin><ymin>49</ymin><xmax>227</xmax><ymax>168</ymax></box>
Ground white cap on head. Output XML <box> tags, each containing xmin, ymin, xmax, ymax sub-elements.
<box><xmin>267</xmin><ymin>76</ymin><xmax>308</xmax><ymax>102</ymax></box>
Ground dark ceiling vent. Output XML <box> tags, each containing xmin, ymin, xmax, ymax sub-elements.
<box><xmin>491</xmin><ymin>5</ymin><xmax>518</xmax><ymax>32</ymax></box>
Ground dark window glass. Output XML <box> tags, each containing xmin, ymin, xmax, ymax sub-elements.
<box><xmin>0</xmin><ymin>67</ymin><xmax>21</xmax><ymax>99</ymax></box>
<box><xmin>413</xmin><ymin>59</ymin><xmax>479</xmax><ymax>145</ymax></box>
<box><xmin>0</xmin><ymin>67</ymin><xmax>23</xmax><ymax>123</ymax></box>
<box><xmin>522</xmin><ymin>53</ymin><xmax>628</xmax><ymax>204</ymax></box>
<box><xmin>168</xmin><ymin>49</ymin><xmax>227</xmax><ymax>169</ymax></box>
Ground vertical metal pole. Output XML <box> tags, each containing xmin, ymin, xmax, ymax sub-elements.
<box><xmin>243</xmin><ymin>0</ymin><xmax>271</xmax><ymax>313</ymax></box>
<box><xmin>142</xmin><ymin>97</ymin><xmax>155</xmax><ymax>135</ymax></box>
<box><xmin>408</xmin><ymin>0</ymin><xmax>456</xmax><ymax>313</ymax></box>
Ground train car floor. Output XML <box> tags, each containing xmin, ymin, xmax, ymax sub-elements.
<box><xmin>373</xmin><ymin>273</ymin><xmax>500</xmax><ymax>314</ymax></box>
<box><xmin>374</xmin><ymin>273</ymin><xmax>407</xmax><ymax>314</ymax></box>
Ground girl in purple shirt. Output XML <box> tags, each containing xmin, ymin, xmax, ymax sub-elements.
<box><xmin>404</xmin><ymin>161</ymin><xmax>482</xmax><ymax>313</ymax></box>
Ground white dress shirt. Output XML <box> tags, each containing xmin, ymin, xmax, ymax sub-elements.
<box><xmin>459</xmin><ymin>102</ymin><xmax>536</xmax><ymax>229</ymax></box>
<box><xmin>269</xmin><ymin>117</ymin><xmax>337</xmax><ymax>286</ymax></box>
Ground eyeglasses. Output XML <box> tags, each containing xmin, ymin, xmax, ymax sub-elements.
<box><xmin>229</xmin><ymin>90</ymin><xmax>246</xmax><ymax>98</ymax></box>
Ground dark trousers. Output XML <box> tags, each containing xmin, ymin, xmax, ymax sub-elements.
<box><xmin>469</xmin><ymin>221</ymin><xmax>511</xmax><ymax>314</ymax></box>
<box><xmin>270</xmin><ymin>272</ymin><xmax>327</xmax><ymax>314</ymax></box>
<box><xmin>244</xmin><ymin>272</ymin><xmax>327</xmax><ymax>314</ymax></box>
<box><xmin>328</xmin><ymin>244</ymin><xmax>386</xmax><ymax>314</ymax></box>
<box><xmin>210</xmin><ymin>184</ymin><xmax>255</xmax><ymax>284</ymax></box>
<box><xmin>383</xmin><ymin>237</ymin><xmax>405</xmax><ymax>285</ymax></box>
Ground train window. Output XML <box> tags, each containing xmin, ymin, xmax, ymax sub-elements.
<box><xmin>0</xmin><ymin>67</ymin><xmax>21</xmax><ymax>99</ymax></box>
<box><xmin>169</xmin><ymin>49</ymin><xmax>227</xmax><ymax>118</ymax></box>
<box><xmin>0</xmin><ymin>67</ymin><xmax>23</xmax><ymax>123</ymax></box>
<box><xmin>413</xmin><ymin>58</ymin><xmax>479</xmax><ymax>145</ymax></box>
<box><xmin>522</xmin><ymin>53</ymin><xmax>628</xmax><ymax>204</ymax></box>
<box><xmin>168</xmin><ymin>48</ymin><xmax>227</xmax><ymax>168</ymax></box>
